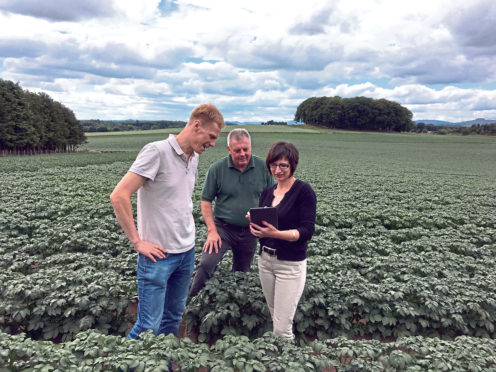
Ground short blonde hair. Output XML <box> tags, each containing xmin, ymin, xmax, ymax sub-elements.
<box><xmin>189</xmin><ymin>103</ymin><xmax>225</xmax><ymax>129</ymax></box>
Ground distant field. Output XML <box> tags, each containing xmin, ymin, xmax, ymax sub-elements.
<box><xmin>79</xmin><ymin>126</ymin><xmax>496</xmax><ymax>177</ymax></box>
<box><xmin>1</xmin><ymin>127</ymin><xmax>495</xmax><ymax>370</ymax></box>
<box><xmin>83</xmin><ymin>124</ymin><xmax>325</xmax><ymax>137</ymax></box>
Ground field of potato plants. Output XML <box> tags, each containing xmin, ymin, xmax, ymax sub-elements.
<box><xmin>1</xmin><ymin>126</ymin><xmax>496</xmax><ymax>371</ymax></box>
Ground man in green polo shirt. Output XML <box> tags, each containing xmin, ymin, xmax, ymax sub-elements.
<box><xmin>189</xmin><ymin>128</ymin><xmax>274</xmax><ymax>297</ymax></box>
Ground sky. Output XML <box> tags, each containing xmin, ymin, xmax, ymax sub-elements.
<box><xmin>1</xmin><ymin>0</ymin><xmax>495</xmax><ymax>123</ymax></box>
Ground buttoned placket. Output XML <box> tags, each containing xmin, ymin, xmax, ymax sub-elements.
<box><xmin>183</xmin><ymin>154</ymin><xmax>190</xmax><ymax>174</ymax></box>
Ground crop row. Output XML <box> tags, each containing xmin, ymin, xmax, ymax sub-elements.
<box><xmin>2</xmin><ymin>329</ymin><xmax>496</xmax><ymax>371</ymax></box>
<box><xmin>1</xmin><ymin>132</ymin><xmax>495</xmax><ymax>371</ymax></box>
<box><xmin>1</xmin><ymin>159</ymin><xmax>495</xmax><ymax>342</ymax></box>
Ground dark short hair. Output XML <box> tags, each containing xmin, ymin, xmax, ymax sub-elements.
<box><xmin>265</xmin><ymin>141</ymin><xmax>299</xmax><ymax>176</ymax></box>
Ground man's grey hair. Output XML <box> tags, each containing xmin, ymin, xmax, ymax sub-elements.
<box><xmin>227</xmin><ymin>128</ymin><xmax>251</xmax><ymax>146</ymax></box>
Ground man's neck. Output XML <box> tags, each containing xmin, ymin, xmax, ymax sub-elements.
<box><xmin>176</xmin><ymin>130</ymin><xmax>193</xmax><ymax>159</ymax></box>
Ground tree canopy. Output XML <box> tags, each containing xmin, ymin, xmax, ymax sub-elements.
<box><xmin>81</xmin><ymin>119</ymin><xmax>186</xmax><ymax>132</ymax></box>
<box><xmin>0</xmin><ymin>79</ymin><xmax>85</xmax><ymax>155</ymax></box>
<box><xmin>295</xmin><ymin>96</ymin><xmax>414</xmax><ymax>132</ymax></box>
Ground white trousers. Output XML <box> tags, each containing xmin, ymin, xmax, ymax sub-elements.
<box><xmin>258</xmin><ymin>251</ymin><xmax>307</xmax><ymax>339</ymax></box>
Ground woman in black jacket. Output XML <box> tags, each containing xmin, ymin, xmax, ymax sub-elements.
<box><xmin>249</xmin><ymin>141</ymin><xmax>317</xmax><ymax>339</ymax></box>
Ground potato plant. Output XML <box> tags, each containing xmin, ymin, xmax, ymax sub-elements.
<box><xmin>0</xmin><ymin>128</ymin><xmax>495</xmax><ymax>370</ymax></box>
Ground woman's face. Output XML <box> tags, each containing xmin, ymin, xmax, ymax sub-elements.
<box><xmin>269</xmin><ymin>156</ymin><xmax>292</xmax><ymax>182</ymax></box>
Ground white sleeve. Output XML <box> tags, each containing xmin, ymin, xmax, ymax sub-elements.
<box><xmin>129</xmin><ymin>143</ymin><xmax>160</xmax><ymax>181</ymax></box>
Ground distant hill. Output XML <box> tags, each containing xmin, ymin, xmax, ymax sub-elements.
<box><xmin>415</xmin><ymin>118</ymin><xmax>496</xmax><ymax>126</ymax></box>
<box><xmin>415</xmin><ymin>119</ymin><xmax>455</xmax><ymax>126</ymax></box>
<box><xmin>225</xmin><ymin>120</ymin><xmax>304</xmax><ymax>125</ymax></box>
<box><xmin>457</xmin><ymin>118</ymin><xmax>496</xmax><ymax>125</ymax></box>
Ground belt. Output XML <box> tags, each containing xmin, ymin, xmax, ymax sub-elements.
<box><xmin>215</xmin><ymin>217</ymin><xmax>250</xmax><ymax>231</ymax></box>
<box><xmin>262</xmin><ymin>245</ymin><xmax>277</xmax><ymax>256</ymax></box>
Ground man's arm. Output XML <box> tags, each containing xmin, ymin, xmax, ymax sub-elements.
<box><xmin>110</xmin><ymin>172</ymin><xmax>166</xmax><ymax>262</ymax></box>
<box><xmin>201</xmin><ymin>200</ymin><xmax>222</xmax><ymax>254</ymax></box>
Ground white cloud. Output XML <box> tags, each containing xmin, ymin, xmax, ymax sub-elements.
<box><xmin>0</xmin><ymin>0</ymin><xmax>495</xmax><ymax>122</ymax></box>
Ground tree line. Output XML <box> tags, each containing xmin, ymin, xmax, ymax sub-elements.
<box><xmin>261</xmin><ymin>120</ymin><xmax>287</xmax><ymax>125</ymax></box>
<box><xmin>0</xmin><ymin>79</ymin><xmax>86</xmax><ymax>155</ymax></box>
<box><xmin>82</xmin><ymin>119</ymin><xmax>186</xmax><ymax>132</ymax></box>
<box><xmin>295</xmin><ymin>96</ymin><xmax>415</xmax><ymax>132</ymax></box>
<box><xmin>414</xmin><ymin>122</ymin><xmax>496</xmax><ymax>136</ymax></box>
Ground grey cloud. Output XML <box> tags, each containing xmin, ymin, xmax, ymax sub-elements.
<box><xmin>0</xmin><ymin>38</ymin><xmax>47</xmax><ymax>58</ymax></box>
<box><xmin>416</xmin><ymin>61</ymin><xmax>488</xmax><ymax>85</ymax></box>
<box><xmin>202</xmin><ymin>83</ymin><xmax>254</xmax><ymax>96</ymax></box>
<box><xmin>75</xmin><ymin>63</ymin><xmax>156</xmax><ymax>80</ymax></box>
<box><xmin>0</xmin><ymin>0</ymin><xmax>116</xmax><ymax>21</ymax></box>
<box><xmin>344</xmin><ymin>47</ymin><xmax>380</xmax><ymax>64</ymax></box>
<box><xmin>152</xmin><ymin>47</ymin><xmax>197</xmax><ymax>69</ymax></box>
<box><xmin>164</xmin><ymin>77</ymin><xmax>247</xmax><ymax>97</ymax></box>
<box><xmin>446</xmin><ymin>0</ymin><xmax>496</xmax><ymax>52</ymax></box>
<box><xmin>469</xmin><ymin>96</ymin><xmax>496</xmax><ymax>111</ymax></box>
<box><xmin>280</xmin><ymin>71</ymin><xmax>328</xmax><ymax>90</ymax></box>
<box><xmin>290</xmin><ymin>23</ymin><xmax>326</xmax><ymax>36</ymax></box>
<box><xmin>88</xmin><ymin>43</ymin><xmax>151</xmax><ymax>67</ymax></box>
<box><xmin>280</xmin><ymin>59</ymin><xmax>378</xmax><ymax>90</ymax></box>
<box><xmin>58</xmin><ymin>41</ymin><xmax>192</xmax><ymax>70</ymax></box>
<box><xmin>228</xmin><ymin>40</ymin><xmax>343</xmax><ymax>71</ymax></box>
<box><xmin>383</xmin><ymin>44</ymin><xmax>495</xmax><ymax>85</ymax></box>
<box><xmin>6</xmin><ymin>53</ymin><xmax>156</xmax><ymax>80</ymax></box>
<box><xmin>2</xmin><ymin>37</ymin><xmax>193</xmax><ymax>81</ymax></box>
<box><xmin>290</xmin><ymin>10</ymin><xmax>330</xmax><ymax>37</ymax></box>
<box><xmin>289</xmin><ymin>3</ymin><xmax>355</xmax><ymax>36</ymax></box>
<box><xmin>202</xmin><ymin>77</ymin><xmax>284</xmax><ymax>96</ymax></box>
<box><xmin>4</xmin><ymin>58</ymin><xmax>86</xmax><ymax>81</ymax></box>
<box><xmin>38</xmin><ymin>81</ymin><xmax>67</xmax><ymax>92</ymax></box>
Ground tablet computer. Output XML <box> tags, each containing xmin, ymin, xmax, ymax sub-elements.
<box><xmin>250</xmin><ymin>207</ymin><xmax>278</xmax><ymax>228</ymax></box>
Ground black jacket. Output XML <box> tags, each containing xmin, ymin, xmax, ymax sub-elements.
<box><xmin>258</xmin><ymin>179</ymin><xmax>317</xmax><ymax>261</ymax></box>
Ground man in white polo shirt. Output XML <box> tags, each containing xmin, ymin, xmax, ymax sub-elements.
<box><xmin>110</xmin><ymin>103</ymin><xmax>225</xmax><ymax>339</ymax></box>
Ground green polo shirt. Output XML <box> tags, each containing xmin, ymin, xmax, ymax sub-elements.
<box><xmin>201</xmin><ymin>155</ymin><xmax>275</xmax><ymax>227</ymax></box>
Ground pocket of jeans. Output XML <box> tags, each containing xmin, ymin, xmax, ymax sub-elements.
<box><xmin>279</xmin><ymin>259</ymin><xmax>301</xmax><ymax>266</ymax></box>
<box><xmin>279</xmin><ymin>259</ymin><xmax>306</xmax><ymax>275</ymax></box>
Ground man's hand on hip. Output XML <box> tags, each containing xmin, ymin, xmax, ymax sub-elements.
<box><xmin>203</xmin><ymin>231</ymin><xmax>221</xmax><ymax>254</ymax></box>
<box><xmin>133</xmin><ymin>240</ymin><xmax>167</xmax><ymax>262</ymax></box>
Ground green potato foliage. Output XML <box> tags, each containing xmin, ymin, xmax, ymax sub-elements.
<box><xmin>0</xmin><ymin>127</ymin><xmax>495</xmax><ymax>369</ymax></box>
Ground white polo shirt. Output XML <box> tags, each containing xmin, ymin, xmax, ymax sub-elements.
<box><xmin>129</xmin><ymin>134</ymin><xmax>199</xmax><ymax>253</ymax></box>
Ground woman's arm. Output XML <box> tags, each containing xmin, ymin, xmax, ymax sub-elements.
<box><xmin>294</xmin><ymin>183</ymin><xmax>317</xmax><ymax>242</ymax></box>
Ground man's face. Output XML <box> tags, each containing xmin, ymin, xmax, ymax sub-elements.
<box><xmin>191</xmin><ymin>120</ymin><xmax>221</xmax><ymax>154</ymax></box>
<box><xmin>228</xmin><ymin>136</ymin><xmax>251</xmax><ymax>170</ymax></box>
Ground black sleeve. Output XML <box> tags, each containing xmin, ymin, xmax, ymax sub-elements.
<box><xmin>259</xmin><ymin>185</ymin><xmax>274</xmax><ymax>207</ymax></box>
<box><xmin>296</xmin><ymin>183</ymin><xmax>317</xmax><ymax>242</ymax></box>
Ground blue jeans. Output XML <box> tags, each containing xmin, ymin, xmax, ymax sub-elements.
<box><xmin>128</xmin><ymin>247</ymin><xmax>195</xmax><ymax>339</ymax></box>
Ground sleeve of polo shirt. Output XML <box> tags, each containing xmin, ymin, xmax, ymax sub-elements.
<box><xmin>129</xmin><ymin>143</ymin><xmax>160</xmax><ymax>181</ymax></box>
<box><xmin>201</xmin><ymin>166</ymin><xmax>218</xmax><ymax>202</ymax></box>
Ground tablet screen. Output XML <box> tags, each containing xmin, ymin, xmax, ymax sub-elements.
<box><xmin>250</xmin><ymin>207</ymin><xmax>278</xmax><ymax>228</ymax></box>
